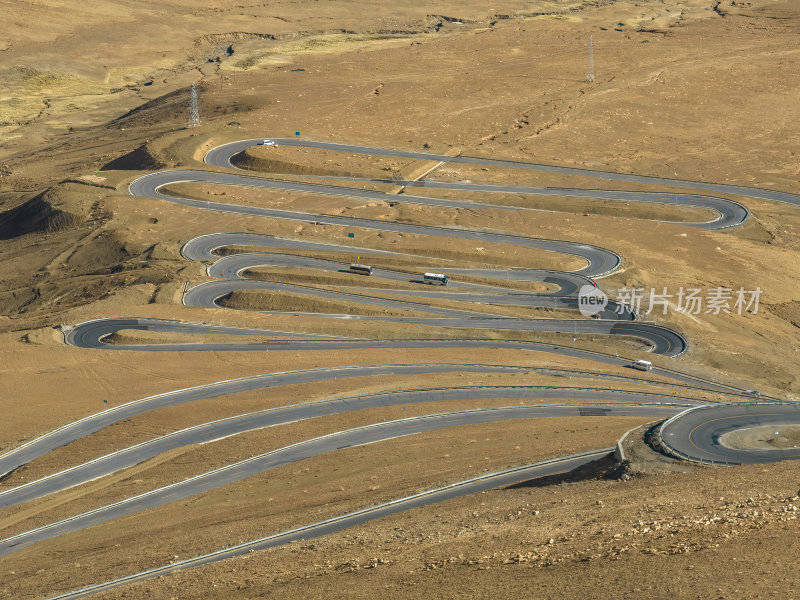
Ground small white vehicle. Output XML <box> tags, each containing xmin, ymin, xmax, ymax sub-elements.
<box><xmin>631</xmin><ymin>359</ymin><xmax>653</xmax><ymax>371</ymax></box>
<box><xmin>258</xmin><ymin>139</ymin><xmax>277</xmax><ymax>146</ymax></box>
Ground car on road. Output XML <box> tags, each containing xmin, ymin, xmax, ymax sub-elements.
<box><xmin>258</xmin><ymin>139</ymin><xmax>277</xmax><ymax>146</ymax></box>
<box><xmin>631</xmin><ymin>359</ymin><xmax>653</xmax><ymax>371</ymax></box>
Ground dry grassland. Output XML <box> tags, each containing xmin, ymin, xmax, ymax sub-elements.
<box><xmin>82</xmin><ymin>459</ymin><xmax>800</xmax><ymax>600</ymax></box>
<box><xmin>1</xmin><ymin>416</ymin><xmax>645</xmax><ymax>598</ymax></box>
<box><xmin>243</xmin><ymin>266</ymin><xmax>557</xmax><ymax>293</ymax></box>
<box><xmin>1</xmin><ymin>0</ymin><xmax>800</xmax><ymax>598</ymax></box>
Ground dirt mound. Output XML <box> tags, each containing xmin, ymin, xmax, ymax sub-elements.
<box><xmin>107</xmin><ymin>87</ymin><xmax>190</xmax><ymax>131</ymax></box>
<box><xmin>0</xmin><ymin>181</ymin><xmax>104</xmax><ymax>239</ymax></box>
<box><xmin>768</xmin><ymin>301</ymin><xmax>800</xmax><ymax>329</ymax></box>
<box><xmin>504</xmin><ymin>452</ymin><xmax>617</xmax><ymax>489</ymax></box>
<box><xmin>19</xmin><ymin>327</ymin><xmax>63</xmax><ymax>346</ymax></box>
<box><xmin>230</xmin><ymin>145</ymin><xmax>409</xmax><ymax>179</ymax></box>
<box><xmin>720</xmin><ymin>425</ymin><xmax>800</xmax><ymax>450</ymax></box>
<box><xmin>714</xmin><ymin>0</ymin><xmax>795</xmax><ymax>18</ymax></box>
<box><xmin>217</xmin><ymin>289</ymin><xmax>427</xmax><ymax>317</ymax></box>
<box><xmin>0</xmin><ymin>191</ymin><xmax>81</xmax><ymax>239</ymax></box>
<box><xmin>101</xmin><ymin>82</ymin><xmax>256</xmax><ymax>141</ymax></box>
<box><xmin>230</xmin><ymin>148</ymin><xmax>356</xmax><ymax>177</ymax></box>
<box><xmin>101</xmin><ymin>144</ymin><xmax>166</xmax><ymax>171</ymax></box>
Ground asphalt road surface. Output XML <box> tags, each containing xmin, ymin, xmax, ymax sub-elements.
<box><xmin>127</xmin><ymin>141</ymin><xmax>710</xmax><ymax>354</ymax></box>
<box><xmin>187</xmin><ymin>233</ymin><xmax>594</xmax><ymax>295</ymax></box>
<box><xmin>183</xmin><ymin>233</ymin><xmax>634</xmax><ymax>319</ymax></box>
<box><xmin>659</xmin><ymin>402</ymin><xmax>800</xmax><ymax>464</ymax></box>
<box><xmin>129</xmin><ymin>169</ymin><xmax>622</xmax><ymax>277</ymax></box>
<box><xmin>1</xmin><ymin>362</ymin><xmax>550</xmax><ymax>480</ymax></box>
<box><xmin>46</xmin><ymin>449</ymin><xmax>612</xmax><ymax>600</ymax></box>
<box><xmin>40</xmin><ymin>397</ymin><xmax>800</xmax><ymax>599</ymax></box>
<box><xmin>62</xmin><ymin>317</ymin><xmax>696</xmax><ymax>376</ymax></box>
<box><xmin>15</xmin><ymin>396</ymin><xmax>800</xmax><ymax>595</ymax></box>
<box><xmin>183</xmin><ymin>232</ymin><xmax>595</xmax><ymax>295</ymax></box>
<box><xmin>0</xmin><ymin>387</ymin><xmax>697</xmax><ymax>510</ymax></box>
<box><xmin>33</xmin><ymin>138</ymin><xmax>800</xmax><ymax>598</ymax></box>
<box><xmin>66</xmin><ymin>313</ymin><xmax>687</xmax><ymax>357</ymax></box>
<box><xmin>205</xmin><ymin>139</ymin><xmax>751</xmax><ymax>230</ymax></box>
<box><xmin>209</xmin><ymin>138</ymin><xmax>800</xmax><ymax>208</ymax></box>
<box><xmin>0</xmin><ymin>403</ymin><xmax>680</xmax><ymax>558</ymax></box>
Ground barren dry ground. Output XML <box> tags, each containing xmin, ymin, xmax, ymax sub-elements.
<box><xmin>1</xmin><ymin>0</ymin><xmax>800</xmax><ymax>598</ymax></box>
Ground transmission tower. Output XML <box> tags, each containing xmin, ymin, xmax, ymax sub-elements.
<box><xmin>587</xmin><ymin>36</ymin><xmax>595</xmax><ymax>83</ymax></box>
<box><xmin>189</xmin><ymin>82</ymin><xmax>200</xmax><ymax>127</ymax></box>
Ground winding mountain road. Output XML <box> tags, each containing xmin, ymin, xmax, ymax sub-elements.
<box><xmin>13</xmin><ymin>138</ymin><xmax>800</xmax><ymax>598</ymax></box>
<box><xmin>659</xmin><ymin>402</ymin><xmax>800</xmax><ymax>464</ymax></box>
<box><xmin>0</xmin><ymin>402</ymin><xmax>682</xmax><ymax>558</ymax></box>
<box><xmin>0</xmin><ymin>387</ymin><xmax>700</xmax><ymax>511</ymax></box>
<box><xmin>129</xmin><ymin>165</ymin><xmax>698</xmax><ymax>349</ymax></box>
<box><xmin>120</xmin><ymin>138</ymin><xmax>786</xmax><ymax>356</ymax></box>
<box><xmin>206</xmin><ymin>139</ymin><xmax>752</xmax><ymax>229</ymax></box>
<box><xmin>46</xmin><ymin>449</ymin><xmax>613</xmax><ymax>600</ymax></box>
<box><xmin>130</xmin><ymin>168</ymin><xmax>623</xmax><ymax>277</ymax></box>
<box><xmin>30</xmin><ymin>397</ymin><xmax>800</xmax><ymax>600</ymax></box>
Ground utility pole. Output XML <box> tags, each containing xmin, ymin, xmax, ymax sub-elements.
<box><xmin>587</xmin><ymin>36</ymin><xmax>595</xmax><ymax>83</ymax></box>
<box><xmin>189</xmin><ymin>82</ymin><xmax>200</xmax><ymax>128</ymax></box>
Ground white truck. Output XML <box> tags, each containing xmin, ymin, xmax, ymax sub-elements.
<box><xmin>631</xmin><ymin>359</ymin><xmax>653</xmax><ymax>371</ymax></box>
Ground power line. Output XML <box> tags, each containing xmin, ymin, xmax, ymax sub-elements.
<box><xmin>190</xmin><ymin>82</ymin><xmax>200</xmax><ymax>127</ymax></box>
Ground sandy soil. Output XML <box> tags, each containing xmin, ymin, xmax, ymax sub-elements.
<box><xmin>9</xmin><ymin>458</ymin><xmax>800</xmax><ymax>600</ymax></box>
<box><xmin>0</xmin><ymin>415</ymin><xmax>650</xmax><ymax>598</ymax></box>
<box><xmin>243</xmin><ymin>266</ymin><xmax>556</xmax><ymax>293</ymax></box>
<box><xmin>2</xmin><ymin>1</ymin><xmax>800</xmax><ymax>598</ymax></box>
<box><xmin>162</xmin><ymin>181</ymin><xmax>591</xmax><ymax>272</ymax></box>
<box><xmin>244</xmin><ymin>266</ymin><xmax>557</xmax><ymax>293</ymax></box>
<box><xmin>217</xmin><ymin>286</ymin><xmax>584</xmax><ymax>321</ymax></box>
<box><xmin>230</xmin><ymin>145</ymin><xmax>717</xmax><ymax>222</ymax></box>
<box><xmin>216</xmin><ymin>288</ymin><xmax>441</xmax><ymax>319</ymax></box>
<box><xmin>720</xmin><ymin>425</ymin><xmax>800</xmax><ymax>451</ymax></box>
